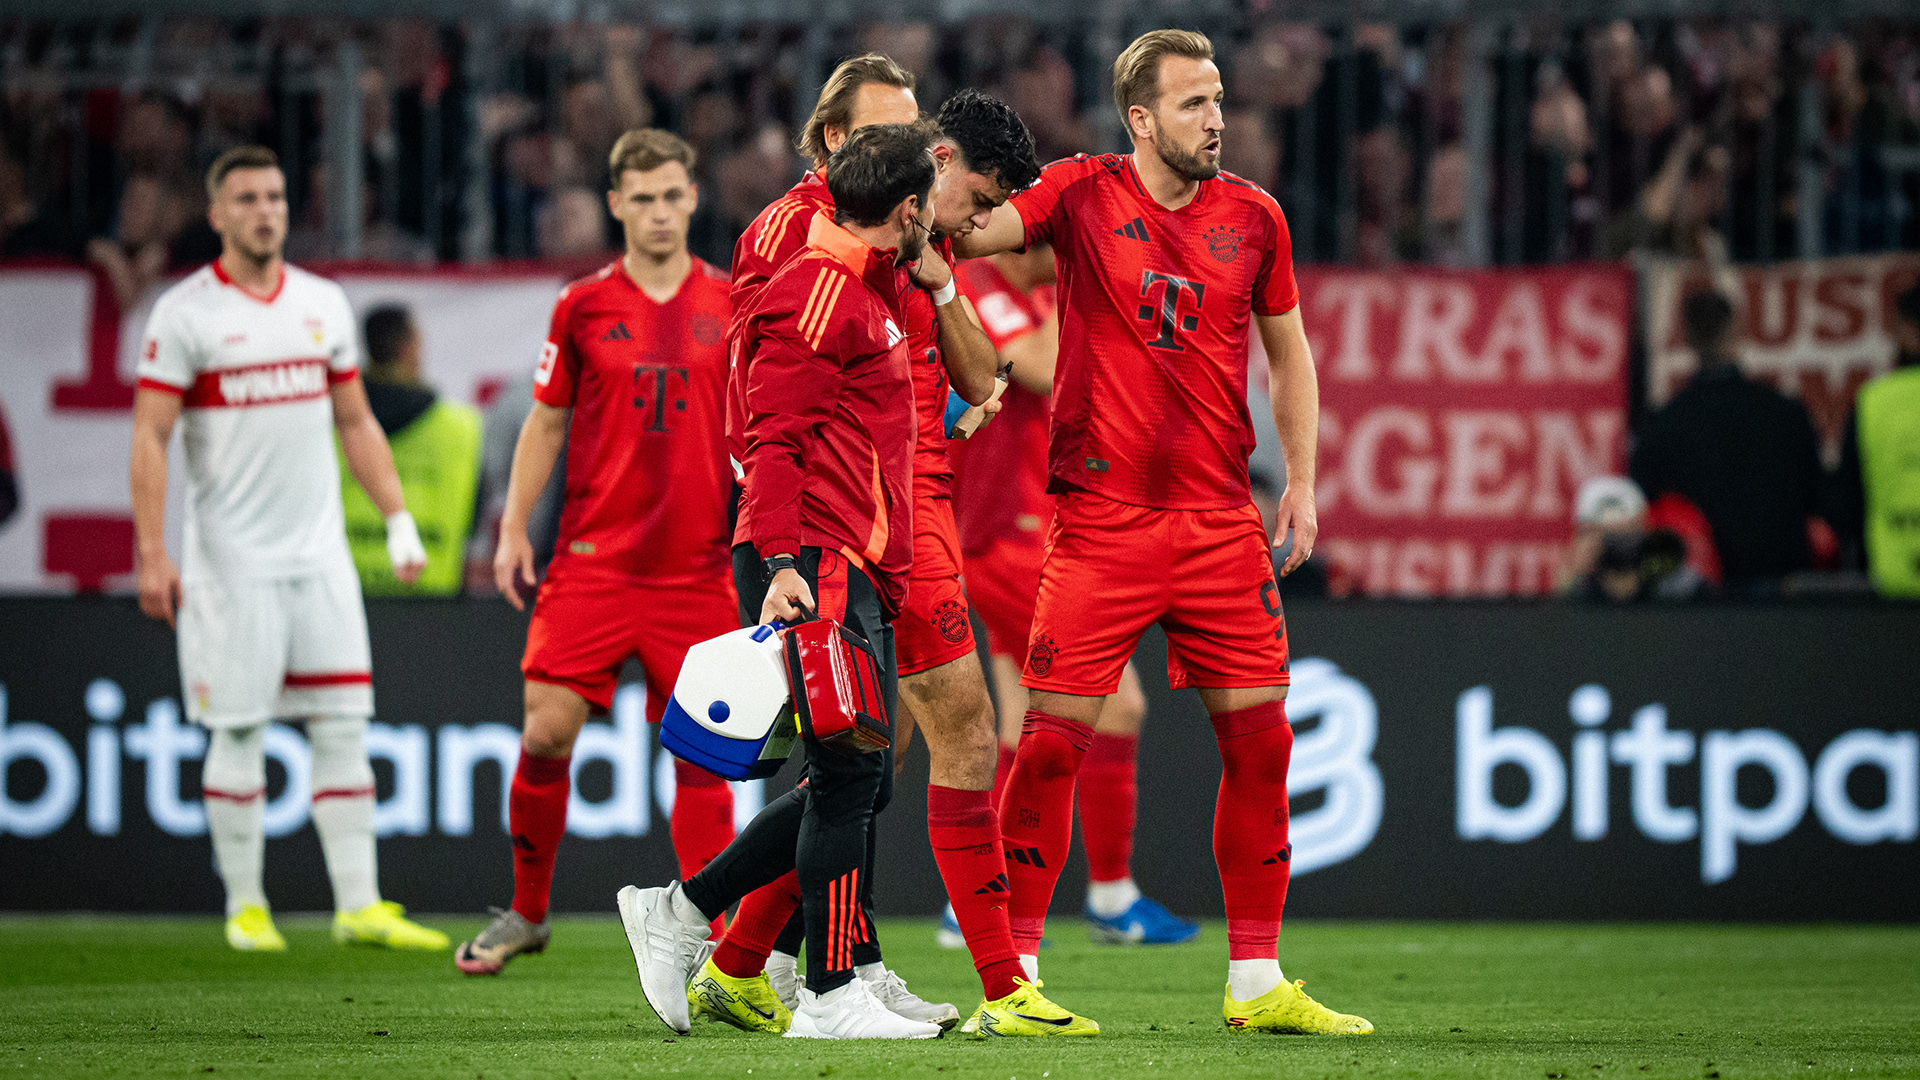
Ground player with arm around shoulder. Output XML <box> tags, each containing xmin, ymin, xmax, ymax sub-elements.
<box><xmin>129</xmin><ymin>146</ymin><xmax>439</xmax><ymax>952</ymax></box>
<box><xmin>954</xmin><ymin>29</ymin><xmax>1370</xmax><ymax>1035</ymax></box>
<box><xmin>456</xmin><ymin>130</ymin><xmax>745</xmax><ymax>975</ymax></box>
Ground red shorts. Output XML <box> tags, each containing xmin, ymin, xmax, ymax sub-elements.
<box><xmin>1023</xmin><ymin>493</ymin><xmax>1289</xmax><ymax>696</ymax></box>
<box><xmin>522</xmin><ymin>564</ymin><xmax>741</xmax><ymax>717</ymax></box>
<box><xmin>965</xmin><ymin>536</ymin><xmax>1044</xmax><ymax>660</ymax></box>
<box><xmin>894</xmin><ymin>494</ymin><xmax>978</xmax><ymax>677</ymax></box>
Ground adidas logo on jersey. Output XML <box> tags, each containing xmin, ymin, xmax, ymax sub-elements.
<box><xmin>1113</xmin><ymin>217</ymin><xmax>1151</xmax><ymax>241</ymax></box>
<box><xmin>601</xmin><ymin>321</ymin><xmax>633</xmax><ymax>341</ymax></box>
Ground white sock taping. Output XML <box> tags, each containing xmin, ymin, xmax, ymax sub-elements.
<box><xmin>1228</xmin><ymin>958</ymin><xmax>1284</xmax><ymax>1002</ymax></box>
<box><xmin>307</xmin><ymin>715</ymin><xmax>379</xmax><ymax>914</ymax></box>
<box><xmin>203</xmin><ymin>725</ymin><xmax>267</xmax><ymax>916</ymax></box>
<box><xmin>1086</xmin><ymin>877</ymin><xmax>1142</xmax><ymax>918</ymax></box>
<box><xmin>1019</xmin><ymin>954</ymin><xmax>1039</xmax><ymax>982</ymax></box>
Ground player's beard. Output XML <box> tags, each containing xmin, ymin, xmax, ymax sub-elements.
<box><xmin>1157</xmin><ymin>131</ymin><xmax>1222</xmax><ymax>183</ymax></box>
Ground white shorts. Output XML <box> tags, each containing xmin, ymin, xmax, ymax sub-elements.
<box><xmin>178</xmin><ymin>565</ymin><xmax>375</xmax><ymax>728</ymax></box>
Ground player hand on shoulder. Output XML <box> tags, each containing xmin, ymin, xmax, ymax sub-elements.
<box><xmin>492</xmin><ymin>523</ymin><xmax>538</xmax><ymax>611</ymax></box>
<box><xmin>385</xmin><ymin>509</ymin><xmax>427</xmax><ymax>585</ymax></box>
<box><xmin>910</xmin><ymin>243</ymin><xmax>953</xmax><ymax>294</ymax></box>
<box><xmin>1273</xmin><ymin>483</ymin><xmax>1317</xmax><ymax>578</ymax></box>
<box><xmin>137</xmin><ymin>547</ymin><xmax>183</xmax><ymax>627</ymax></box>
<box><xmin>760</xmin><ymin>564</ymin><xmax>817</xmax><ymax>624</ymax></box>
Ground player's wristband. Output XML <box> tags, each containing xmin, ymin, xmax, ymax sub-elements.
<box><xmin>764</xmin><ymin>554</ymin><xmax>799</xmax><ymax>576</ymax></box>
<box><xmin>930</xmin><ymin>279</ymin><xmax>957</xmax><ymax>306</ymax></box>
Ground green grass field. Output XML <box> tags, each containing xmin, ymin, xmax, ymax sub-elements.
<box><xmin>2</xmin><ymin>916</ymin><xmax>1916</xmax><ymax>1080</ymax></box>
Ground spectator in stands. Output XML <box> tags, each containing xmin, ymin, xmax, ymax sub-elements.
<box><xmin>1600</xmin><ymin>126</ymin><xmax>1731</xmax><ymax>264</ymax></box>
<box><xmin>87</xmin><ymin>171</ymin><xmax>190</xmax><ymax>311</ymax></box>
<box><xmin>0</xmin><ymin>152</ymin><xmax>82</xmax><ymax>260</ymax></box>
<box><xmin>1830</xmin><ymin>281</ymin><xmax>1920</xmax><ymax>597</ymax></box>
<box><xmin>471</xmin><ymin>369</ymin><xmax>567</xmax><ymax>600</ymax></box>
<box><xmin>1629</xmin><ymin>291</ymin><xmax>1826</xmax><ymax>593</ymax></box>
<box><xmin>1556</xmin><ymin>477</ymin><xmax>1705</xmax><ymax>602</ymax></box>
<box><xmin>340</xmin><ymin>304</ymin><xmax>482</xmax><ymax>596</ymax></box>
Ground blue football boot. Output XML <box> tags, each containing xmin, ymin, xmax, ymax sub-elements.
<box><xmin>1085</xmin><ymin>895</ymin><xmax>1200</xmax><ymax>945</ymax></box>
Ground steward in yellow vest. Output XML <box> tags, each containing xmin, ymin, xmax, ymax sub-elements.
<box><xmin>338</xmin><ymin>305</ymin><xmax>481</xmax><ymax>595</ymax></box>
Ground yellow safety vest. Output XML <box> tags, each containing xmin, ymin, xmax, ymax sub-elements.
<box><xmin>338</xmin><ymin>399</ymin><xmax>482</xmax><ymax>596</ymax></box>
<box><xmin>1857</xmin><ymin>366</ymin><xmax>1920</xmax><ymax>598</ymax></box>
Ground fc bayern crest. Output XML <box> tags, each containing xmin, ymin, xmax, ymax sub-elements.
<box><xmin>691</xmin><ymin>312</ymin><xmax>723</xmax><ymax>346</ymax></box>
<box><xmin>1027</xmin><ymin>634</ymin><xmax>1057</xmax><ymax>677</ymax></box>
<box><xmin>1205</xmin><ymin>225</ymin><xmax>1242</xmax><ymax>263</ymax></box>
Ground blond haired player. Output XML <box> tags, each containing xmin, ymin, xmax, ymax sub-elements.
<box><xmin>130</xmin><ymin>145</ymin><xmax>445</xmax><ymax>953</ymax></box>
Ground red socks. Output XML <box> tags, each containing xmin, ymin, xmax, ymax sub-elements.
<box><xmin>671</xmin><ymin>760</ymin><xmax>736</xmax><ymax>936</ymax></box>
<box><xmin>1211</xmin><ymin>701</ymin><xmax>1293</xmax><ymax>961</ymax></box>
<box><xmin>713</xmin><ymin>871</ymin><xmax>801</xmax><ymax>979</ymax></box>
<box><xmin>992</xmin><ymin>744</ymin><xmax>1017</xmax><ymax>804</ymax></box>
<box><xmin>928</xmin><ymin>785</ymin><xmax>1025</xmax><ymax>999</ymax></box>
<box><xmin>1076</xmin><ymin>732</ymin><xmax>1138</xmax><ymax>884</ymax></box>
<box><xmin>999</xmin><ymin>710</ymin><xmax>1093</xmax><ymax>955</ymax></box>
<box><xmin>508</xmin><ymin>751</ymin><xmax>571</xmax><ymax>924</ymax></box>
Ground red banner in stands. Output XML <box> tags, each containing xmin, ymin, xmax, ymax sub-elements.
<box><xmin>1289</xmin><ymin>266</ymin><xmax>1633</xmax><ymax>597</ymax></box>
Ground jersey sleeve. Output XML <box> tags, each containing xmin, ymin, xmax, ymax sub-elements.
<box><xmin>1010</xmin><ymin>156</ymin><xmax>1088</xmax><ymax>250</ymax></box>
<box><xmin>531</xmin><ymin>289</ymin><xmax>580</xmax><ymax>407</ymax></box>
<box><xmin>956</xmin><ymin>265</ymin><xmax>1039</xmax><ymax>351</ymax></box>
<box><xmin>325</xmin><ymin>284</ymin><xmax>360</xmax><ymax>381</ymax></box>
<box><xmin>135</xmin><ymin>294</ymin><xmax>196</xmax><ymax>394</ymax></box>
<box><xmin>1252</xmin><ymin>196</ymin><xmax>1300</xmax><ymax>317</ymax></box>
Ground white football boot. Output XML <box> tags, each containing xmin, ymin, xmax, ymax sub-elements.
<box><xmin>784</xmin><ymin>976</ymin><xmax>944</xmax><ymax>1040</ymax></box>
<box><xmin>616</xmin><ymin>884</ymin><xmax>710</xmax><ymax>1034</ymax></box>
<box><xmin>859</xmin><ymin>965</ymin><xmax>962</xmax><ymax>1031</ymax></box>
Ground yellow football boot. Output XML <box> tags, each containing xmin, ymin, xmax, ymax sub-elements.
<box><xmin>332</xmin><ymin>900</ymin><xmax>450</xmax><ymax>950</ymax></box>
<box><xmin>687</xmin><ymin>957</ymin><xmax>791</xmax><ymax>1034</ymax></box>
<box><xmin>961</xmin><ymin>978</ymin><xmax>1100</xmax><ymax>1037</ymax></box>
<box><xmin>1224</xmin><ymin>978</ymin><xmax>1373</xmax><ymax>1034</ymax></box>
<box><xmin>225</xmin><ymin>904</ymin><xmax>287</xmax><ymax>952</ymax></box>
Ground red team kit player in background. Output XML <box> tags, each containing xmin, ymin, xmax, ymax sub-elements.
<box><xmin>949</xmin><ymin>245</ymin><xmax>1200</xmax><ymax>947</ymax></box>
<box><xmin>456</xmin><ymin>130</ymin><xmax>742</xmax><ymax>973</ymax></box>
<box><xmin>956</xmin><ymin>30</ymin><xmax>1372</xmax><ymax>1034</ymax></box>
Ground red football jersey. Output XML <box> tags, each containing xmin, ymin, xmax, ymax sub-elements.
<box><xmin>951</xmin><ymin>258</ymin><xmax>1052</xmax><ymax>557</ymax></box>
<box><xmin>533</xmin><ymin>257</ymin><xmax>734</xmax><ymax>582</ymax></box>
<box><xmin>1012</xmin><ymin>154</ymin><xmax>1299</xmax><ymax>510</ymax></box>
<box><xmin>727</xmin><ymin>170</ymin><xmax>956</xmax><ymax>498</ymax></box>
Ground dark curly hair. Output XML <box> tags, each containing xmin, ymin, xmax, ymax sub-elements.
<box><xmin>934</xmin><ymin>89</ymin><xmax>1041</xmax><ymax>194</ymax></box>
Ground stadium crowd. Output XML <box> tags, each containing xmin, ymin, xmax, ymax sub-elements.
<box><xmin>2</xmin><ymin>12</ymin><xmax>1916</xmax><ymax>601</ymax></box>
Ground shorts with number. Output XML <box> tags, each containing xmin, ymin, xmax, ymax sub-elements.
<box><xmin>522</xmin><ymin>561</ymin><xmax>742</xmax><ymax>718</ymax></box>
<box><xmin>178</xmin><ymin>563</ymin><xmax>375</xmax><ymax>728</ymax></box>
<box><xmin>965</xmin><ymin>536</ymin><xmax>1045</xmax><ymax>660</ymax></box>
<box><xmin>894</xmin><ymin>494</ymin><xmax>977</xmax><ymax>677</ymax></box>
<box><xmin>1022</xmin><ymin>492</ymin><xmax>1289</xmax><ymax>696</ymax></box>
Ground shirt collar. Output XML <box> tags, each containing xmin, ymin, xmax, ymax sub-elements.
<box><xmin>805</xmin><ymin>211</ymin><xmax>903</xmax><ymax>299</ymax></box>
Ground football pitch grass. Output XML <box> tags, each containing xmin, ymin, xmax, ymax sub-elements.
<box><xmin>3</xmin><ymin>917</ymin><xmax>1917</xmax><ymax>1080</ymax></box>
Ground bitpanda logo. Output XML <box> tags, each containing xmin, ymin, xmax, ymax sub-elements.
<box><xmin>931</xmin><ymin>599</ymin><xmax>969</xmax><ymax>644</ymax></box>
<box><xmin>1027</xmin><ymin>634</ymin><xmax>1057</xmax><ymax>677</ymax></box>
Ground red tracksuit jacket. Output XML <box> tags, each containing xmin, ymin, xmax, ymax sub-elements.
<box><xmin>730</xmin><ymin>211</ymin><xmax>917</xmax><ymax>617</ymax></box>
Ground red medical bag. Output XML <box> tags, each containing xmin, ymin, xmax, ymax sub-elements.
<box><xmin>782</xmin><ymin>617</ymin><xmax>891</xmax><ymax>754</ymax></box>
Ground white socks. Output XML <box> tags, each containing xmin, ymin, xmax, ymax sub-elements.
<box><xmin>1019</xmin><ymin>953</ymin><xmax>1039</xmax><ymax>982</ymax></box>
<box><xmin>766</xmin><ymin>950</ymin><xmax>799</xmax><ymax>981</ymax></box>
<box><xmin>203</xmin><ymin>725</ymin><xmax>267</xmax><ymax>916</ymax></box>
<box><xmin>1228</xmin><ymin>958</ymin><xmax>1284</xmax><ymax>1001</ymax></box>
<box><xmin>1086</xmin><ymin>877</ymin><xmax>1142</xmax><ymax>918</ymax></box>
<box><xmin>308</xmin><ymin>715</ymin><xmax>379</xmax><ymax>914</ymax></box>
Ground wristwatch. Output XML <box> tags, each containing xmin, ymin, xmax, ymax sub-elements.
<box><xmin>764</xmin><ymin>553</ymin><xmax>799</xmax><ymax>575</ymax></box>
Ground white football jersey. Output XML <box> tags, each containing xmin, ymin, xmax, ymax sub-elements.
<box><xmin>137</xmin><ymin>262</ymin><xmax>360</xmax><ymax>582</ymax></box>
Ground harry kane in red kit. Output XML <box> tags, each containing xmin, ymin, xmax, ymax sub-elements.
<box><xmin>955</xmin><ymin>30</ymin><xmax>1373</xmax><ymax>1034</ymax></box>
<box><xmin>456</xmin><ymin>131</ymin><xmax>741</xmax><ymax>974</ymax></box>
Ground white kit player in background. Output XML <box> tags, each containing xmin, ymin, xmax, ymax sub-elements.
<box><xmin>128</xmin><ymin>145</ymin><xmax>446</xmax><ymax>953</ymax></box>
